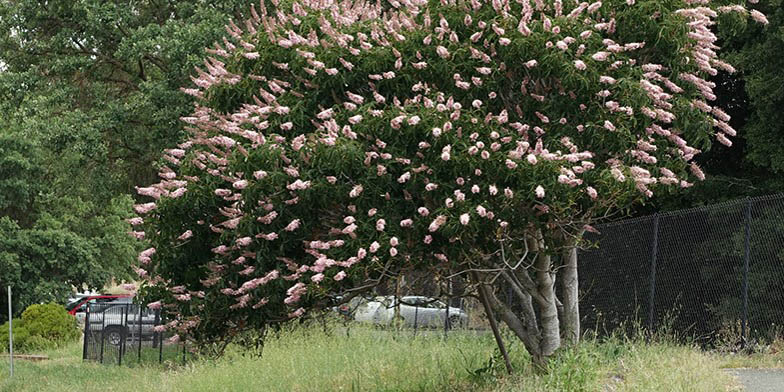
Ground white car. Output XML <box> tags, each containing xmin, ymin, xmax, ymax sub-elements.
<box><xmin>353</xmin><ymin>295</ymin><xmax>467</xmax><ymax>328</ymax></box>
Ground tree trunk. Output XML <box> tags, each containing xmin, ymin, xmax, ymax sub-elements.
<box><xmin>473</xmin><ymin>271</ymin><xmax>514</xmax><ymax>374</ymax></box>
<box><xmin>530</xmin><ymin>233</ymin><xmax>560</xmax><ymax>359</ymax></box>
<box><xmin>561</xmin><ymin>245</ymin><xmax>580</xmax><ymax>346</ymax></box>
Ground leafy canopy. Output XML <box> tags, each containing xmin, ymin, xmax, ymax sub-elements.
<box><xmin>134</xmin><ymin>0</ymin><xmax>763</xmax><ymax>347</ymax></box>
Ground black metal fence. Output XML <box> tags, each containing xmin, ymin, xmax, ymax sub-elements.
<box><xmin>82</xmin><ymin>302</ymin><xmax>186</xmax><ymax>365</ymax></box>
<box><xmin>579</xmin><ymin>194</ymin><xmax>784</xmax><ymax>346</ymax></box>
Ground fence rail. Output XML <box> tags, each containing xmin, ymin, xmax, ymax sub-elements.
<box><xmin>578</xmin><ymin>194</ymin><xmax>784</xmax><ymax>346</ymax></box>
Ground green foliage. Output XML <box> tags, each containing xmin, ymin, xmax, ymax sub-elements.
<box><xmin>0</xmin><ymin>303</ymin><xmax>80</xmax><ymax>353</ymax></box>
<box><xmin>0</xmin><ymin>0</ymin><xmax>255</xmax><ymax>322</ymax></box>
<box><xmin>723</xmin><ymin>0</ymin><xmax>784</xmax><ymax>173</ymax></box>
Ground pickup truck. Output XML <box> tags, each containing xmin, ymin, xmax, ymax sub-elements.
<box><xmin>85</xmin><ymin>300</ymin><xmax>160</xmax><ymax>346</ymax></box>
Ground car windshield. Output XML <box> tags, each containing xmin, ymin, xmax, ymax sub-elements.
<box><xmin>65</xmin><ymin>297</ymin><xmax>85</xmax><ymax>311</ymax></box>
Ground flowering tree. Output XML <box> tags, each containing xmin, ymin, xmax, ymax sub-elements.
<box><xmin>131</xmin><ymin>0</ymin><xmax>766</xmax><ymax>364</ymax></box>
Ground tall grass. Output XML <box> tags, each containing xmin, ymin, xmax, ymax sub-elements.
<box><xmin>0</xmin><ymin>321</ymin><xmax>741</xmax><ymax>392</ymax></box>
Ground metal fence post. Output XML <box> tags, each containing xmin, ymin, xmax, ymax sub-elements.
<box><xmin>413</xmin><ymin>304</ymin><xmax>419</xmax><ymax>336</ymax></box>
<box><xmin>444</xmin><ymin>297</ymin><xmax>450</xmax><ymax>337</ymax></box>
<box><xmin>648</xmin><ymin>214</ymin><xmax>660</xmax><ymax>333</ymax></box>
<box><xmin>137</xmin><ymin>306</ymin><xmax>143</xmax><ymax>363</ymax></box>
<box><xmin>158</xmin><ymin>312</ymin><xmax>163</xmax><ymax>364</ymax></box>
<box><xmin>99</xmin><ymin>304</ymin><xmax>106</xmax><ymax>364</ymax></box>
<box><xmin>7</xmin><ymin>286</ymin><xmax>13</xmax><ymax>378</ymax></box>
<box><xmin>119</xmin><ymin>307</ymin><xmax>125</xmax><ymax>366</ymax></box>
<box><xmin>82</xmin><ymin>305</ymin><xmax>90</xmax><ymax>361</ymax></box>
<box><xmin>742</xmin><ymin>198</ymin><xmax>751</xmax><ymax>347</ymax></box>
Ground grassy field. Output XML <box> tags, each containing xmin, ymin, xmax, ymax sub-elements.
<box><xmin>0</xmin><ymin>321</ymin><xmax>770</xmax><ymax>392</ymax></box>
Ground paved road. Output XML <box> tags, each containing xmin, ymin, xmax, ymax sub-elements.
<box><xmin>728</xmin><ymin>368</ymin><xmax>784</xmax><ymax>392</ymax></box>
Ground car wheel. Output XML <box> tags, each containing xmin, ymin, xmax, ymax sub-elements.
<box><xmin>104</xmin><ymin>326</ymin><xmax>126</xmax><ymax>346</ymax></box>
<box><xmin>447</xmin><ymin>315</ymin><xmax>463</xmax><ymax>329</ymax></box>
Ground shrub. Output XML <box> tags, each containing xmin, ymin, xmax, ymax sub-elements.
<box><xmin>0</xmin><ymin>303</ymin><xmax>80</xmax><ymax>352</ymax></box>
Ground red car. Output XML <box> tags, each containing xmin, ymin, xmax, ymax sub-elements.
<box><xmin>65</xmin><ymin>294</ymin><xmax>133</xmax><ymax>319</ymax></box>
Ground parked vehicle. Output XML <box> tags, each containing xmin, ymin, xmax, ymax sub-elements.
<box><xmin>66</xmin><ymin>294</ymin><xmax>133</xmax><ymax>323</ymax></box>
<box><xmin>85</xmin><ymin>300</ymin><xmax>160</xmax><ymax>346</ymax></box>
<box><xmin>352</xmin><ymin>295</ymin><xmax>468</xmax><ymax>328</ymax></box>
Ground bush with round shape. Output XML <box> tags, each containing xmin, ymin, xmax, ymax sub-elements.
<box><xmin>132</xmin><ymin>0</ymin><xmax>767</xmax><ymax>363</ymax></box>
<box><xmin>0</xmin><ymin>303</ymin><xmax>80</xmax><ymax>352</ymax></box>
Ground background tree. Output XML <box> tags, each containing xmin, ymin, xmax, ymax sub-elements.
<box><xmin>0</xmin><ymin>1</ymin><xmax>255</xmax><ymax>319</ymax></box>
<box><xmin>134</xmin><ymin>0</ymin><xmax>766</xmax><ymax>365</ymax></box>
<box><xmin>636</xmin><ymin>1</ymin><xmax>784</xmax><ymax>212</ymax></box>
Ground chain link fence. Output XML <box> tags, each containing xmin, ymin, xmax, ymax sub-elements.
<box><xmin>82</xmin><ymin>302</ymin><xmax>186</xmax><ymax>365</ymax></box>
<box><xmin>579</xmin><ymin>194</ymin><xmax>784</xmax><ymax>346</ymax></box>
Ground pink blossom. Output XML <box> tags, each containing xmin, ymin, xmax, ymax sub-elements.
<box><xmin>400</xmin><ymin>219</ymin><xmax>413</xmax><ymax>227</ymax></box>
<box><xmin>586</xmin><ymin>186</ymin><xmax>598</xmax><ymax>199</ymax></box>
<box><xmin>750</xmin><ymin>10</ymin><xmax>769</xmax><ymax>25</ymax></box>
<box><xmin>428</xmin><ymin>215</ymin><xmax>447</xmax><ymax>232</ymax></box>
<box><xmin>311</xmin><ymin>273</ymin><xmax>325</xmax><ymax>283</ymax></box>
<box><xmin>221</xmin><ymin>217</ymin><xmax>241</xmax><ymax>229</ymax></box>
<box><xmin>376</xmin><ymin>219</ymin><xmax>386</xmax><ymax>231</ymax></box>
<box><xmin>135</xmin><ymin>186</ymin><xmax>161</xmax><ymax>199</ymax></box>
<box><xmin>283</xmin><ymin>219</ymin><xmax>301</xmax><ymax>232</ymax></box>
<box><xmin>236</xmin><ymin>237</ymin><xmax>252</xmax><ymax>247</ymax></box>
<box><xmin>140</xmin><ymin>247</ymin><xmax>156</xmax><ymax>259</ymax></box>
<box><xmin>592</xmin><ymin>51</ymin><xmax>610</xmax><ymax>61</ymax></box>
<box><xmin>424</xmin><ymin>235</ymin><xmax>433</xmax><ymax>244</ymax></box>
<box><xmin>334</xmin><ymin>271</ymin><xmax>347</xmax><ymax>281</ymax></box>
<box><xmin>134</xmin><ymin>203</ymin><xmax>156</xmax><ymax>214</ymax></box>
<box><xmin>441</xmin><ymin>145</ymin><xmax>451</xmax><ymax>161</ymax></box>
<box><xmin>535</xmin><ymin>186</ymin><xmax>545</xmax><ymax>199</ymax></box>
<box><xmin>233</xmin><ymin>180</ymin><xmax>249</xmax><ymax>190</ymax></box>
<box><xmin>349</xmin><ymin>184</ymin><xmax>364</xmax><ymax>198</ymax></box>
<box><xmin>690</xmin><ymin>163</ymin><xmax>706</xmax><ymax>180</ymax></box>
<box><xmin>460</xmin><ymin>213</ymin><xmax>470</xmax><ymax>225</ymax></box>
<box><xmin>175</xmin><ymin>293</ymin><xmax>191</xmax><ymax>302</ymax></box>
<box><xmin>289</xmin><ymin>308</ymin><xmax>305</xmax><ymax>318</ymax></box>
<box><xmin>369</xmin><ymin>241</ymin><xmax>381</xmax><ymax>253</ymax></box>
<box><xmin>253</xmin><ymin>170</ymin><xmax>268</xmax><ymax>179</ymax></box>
<box><xmin>215</xmin><ymin>189</ymin><xmax>232</xmax><ymax>197</ymax></box>
<box><xmin>436</xmin><ymin>46</ymin><xmax>450</xmax><ymax>59</ymax></box>
<box><xmin>389</xmin><ymin>247</ymin><xmax>398</xmax><ymax>257</ymax></box>
<box><xmin>574</xmin><ymin>60</ymin><xmax>587</xmax><ymax>70</ymax></box>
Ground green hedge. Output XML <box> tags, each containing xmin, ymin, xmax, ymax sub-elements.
<box><xmin>0</xmin><ymin>303</ymin><xmax>80</xmax><ymax>353</ymax></box>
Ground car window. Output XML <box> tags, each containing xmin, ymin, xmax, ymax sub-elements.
<box><xmin>65</xmin><ymin>298</ymin><xmax>85</xmax><ymax>311</ymax></box>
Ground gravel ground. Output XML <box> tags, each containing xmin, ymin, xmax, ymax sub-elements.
<box><xmin>728</xmin><ymin>368</ymin><xmax>784</xmax><ymax>392</ymax></box>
